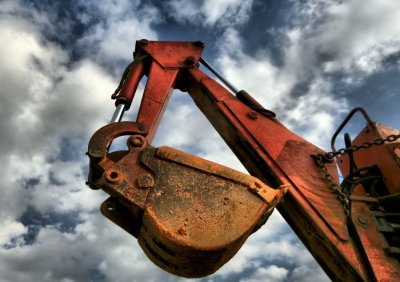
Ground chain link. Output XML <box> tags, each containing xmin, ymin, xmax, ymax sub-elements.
<box><xmin>324</xmin><ymin>133</ymin><xmax>400</xmax><ymax>160</ymax></box>
<box><xmin>315</xmin><ymin>154</ymin><xmax>351</xmax><ymax>218</ymax></box>
<box><xmin>316</xmin><ymin>132</ymin><xmax>400</xmax><ymax>219</ymax></box>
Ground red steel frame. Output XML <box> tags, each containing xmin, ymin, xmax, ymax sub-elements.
<box><xmin>95</xmin><ymin>40</ymin><xmax>400</xmax><ymax>281</ymax></box>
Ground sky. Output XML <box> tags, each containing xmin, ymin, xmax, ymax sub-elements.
<box><xmin>0</xmin><ymin>0</ymin><xmax>399</xmax><ymax>281</ymax></box>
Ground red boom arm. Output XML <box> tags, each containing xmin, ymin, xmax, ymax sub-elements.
<box><xmin>87</xmin><ymin>41</ymin><xmax>400</xmax><ymax>281</ymax></box>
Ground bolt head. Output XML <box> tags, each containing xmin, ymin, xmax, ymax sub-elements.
<box><xmin>131</xmin><ymin>136</ymin><xmax>144</xmax><ymax>146</ymax></box>
<box><xmin>358</xmin><ymin>215</ymin><xmax>368</xmax><ymax>225</ymax></box>
<box><xmin>139</xmin><ymin>39</ymin><xmax>149</xmax><ymax>46</ymax></box>
<box><xmin>138</xmin><ymin>124</ymin><xmax>146</xmax><ymax>132</ymax></box>
<box><xmin>184</xmin><ymin>56</ymin><xmax>195</xmax><ymax>66</ymax></box>
<box><xmin>90</xmin><ymin>148</ymin><xmax>103</xmax><ymax>157</ymax></box>
<box><xmin>248</xmin><ymin>111</ymin><xmax>259</xmax><ymax>119</ymax></box>
<box><xmin>193</xmin><ymin>41</ymin><xmax>205</xmax><ymax>48</ymax></box>
<box><xmin>105</xmin><ymin>170</ymin><xmax>120</xmax><ymax>183</ymax></box>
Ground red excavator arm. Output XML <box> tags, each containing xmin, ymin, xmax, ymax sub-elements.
<box><xmin>86</xmin><ymin>40</ymin><xmax>400</xmax><ymax>281</ymax></box>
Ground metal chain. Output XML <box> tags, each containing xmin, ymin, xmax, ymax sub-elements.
<box><xmin>315</xmin><ymin>154</ymin><xmax>351</xmax><ymax>218</ymax></box>
<box><xmin>324</xmin><ymin>133</ymin><xmax>400</xmax><ymax>160</ymax></box>
<box><xmin>316</xmin><ymin>132</ymin><xmax>400</xmax><ymax>219</ymax></box>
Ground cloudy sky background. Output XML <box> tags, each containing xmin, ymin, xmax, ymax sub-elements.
<box><xmin>1</xmin><ymin>0</ymin><xmax>399</xmax><ymax>281</ymax></box>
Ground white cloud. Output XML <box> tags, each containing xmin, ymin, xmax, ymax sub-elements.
<box><xmin>290</xmin><ymin>265</ymin><xmax>330</xmax><ymax>282</ymax></box>
<box><xmin>153</xmin><ymin>90</ymin><xmax>246</xmax><ymax>171</ymax></box>
<box><xmin>0</xmin><ymin>8</ymin><xmax>64</xmax><ymax>222</ymax></box>
<box><xmin>213</xmin><ymin>29</ymin><xmax>347</xmax><ymax>148</ymax></box>
<box><xmin>212</xmin><ymin>211</ymin><xmax>328</xmax><ymax>281</ymax></box>
<box><xmin>77</xmin><ymin>0</ymin><xmax>160</xmax><ymax>66</ymax></box>
<box><xmin>0</xmin><ymin>221</ymin><xmax>169</xmax><ymax>282</ymax></box>
<box><xmin>241</xmin><ymin>265</ymin><xmax>288</xmax><ymax>282</ymax></box>
<box><xmin>280</xmin><ymin>79</ymin><xmax>348</xmax><ymax>147</ymax></box>
<box><xmin>215</xmin><ymin>212</ymin><xmax>288</xmax><ymax>276</ymax></box>
<box><xmin>0</xmin><ymin>2</ymin><xmax>173</xmax><ymax>282</ymax></box>
<box><xmin>213</xmin><ymin>0</ymin><xmax>400</xmax><ymax>149</ymax></box>
<box><xmin>215</xmin><ymin>29</ymin><xmax>295</xmax><ymax>111</ymax></box>
<box><xmin>0</xmin><ymin>43</ymin><xmax>118</xmax><ymax>218</ymax></box>
<box><xmin>0</xmin><ymin>220</ymin><xmax>27</xmax><ymax>246</ymax></box>
<box><xmin>289</xmin><ymin>0</ymin><xmax>400</xmax><ymax>80</ymax></box>
<box><xmin>282</xmin><ymin>0</ymin><xmax>400</xmax><ymax>146</ymax></box>
<box><xmin>0</xmin><ymin>0</ymin><xmax>52</xmax><ymax>29</ymax></box>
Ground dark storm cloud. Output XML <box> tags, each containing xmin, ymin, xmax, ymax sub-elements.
<box><xmin>235</xmin><ymin>0</ymin><xmax>298</xmax><ymax>67</ymax></box>
<box><xmin>0</xmin><ymin>1</ymin><xmax>175</xmax><ymax>281</ymax></box>
<box><xmin>161</xmin><ymin>0</ymin><xmax>253</xmax><ymax>27</ymax></box>
<box><xmin>19</xmin><ymin>177</ymin><xmax>41</xmax><ymax>190</ymax></box>
<box><xmin>21</xmin><ymin>0</ymin><xmax>159</xmax><ymax>68</ymax></box>
<box><xmin>345</xmin><ymin>70</ymin><xmax>400</xmax><ymax>128</ymax></box>
<box><xmin>18</xmin><ymin>207</ymin><xmax>83</xmax><ymax>245</ymax></box>
<box><xmin>382</xmin><ymin>51</ymin><xmax>400</xmax><ymax>69</ymax></box>
<box><xmin>23</xmin><ymin>1</ymin><xmax>95</xmax><ymax>44</ymax></box>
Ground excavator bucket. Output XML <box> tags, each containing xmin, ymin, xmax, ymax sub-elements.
<box><xmin>87</xmin><ymin>122</ymin><xmax>287</xmax><ymax>277</ymax></box>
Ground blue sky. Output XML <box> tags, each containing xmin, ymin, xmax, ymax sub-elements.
<box><xmin>0</xmin><ymin>0</ymin><xmax>399</xmax><ymax>281</ymax></box>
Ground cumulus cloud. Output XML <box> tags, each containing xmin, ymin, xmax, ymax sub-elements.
<box><xmin>153</xmin><ymin>90</ymin><xmax>246</xmax><ymax>171</ymax></box>
<box><xmin>76</xmin><ymin>0</ymin><xmax>160</xmax><ymax>67</ymax></box>
<box><xmin>213</xmin><ymin>28</ymin><xmax>346</xmax><ymax>147</ymax></box>
<box><xmin>280</xmin><ymin>80</ymin><xmax>348</xmax><ymax>147</ymax></box>
<box><xmin>240</xmin><ymin>265</ymin><xmax>288</xmax><ymax>282</ymax></box>
<box><xmin>215</xmin><ymin>28</ymin><xmax>294</xmax><ymax>109</ymax></box>
<box><xmin>213</xmin><ymin>0</ymin><xmax>400</xmax><ymax>147</ymax></box>
<box><xmin>0</xmin><ymin>1</ymin><xmax>170</xmax><ymax>281</ymax></box>
<box><xmin>289</xmin><ymin>0</ymin><xmax>400</xmax><ymax>81</ymax></box>
<box><xmin>0</xmin><ymin>220</ymin><xmax>27</xmax><ymax>246</ymax></box>
<box><xmin>0</xmin><ymin>219</ymin><xmax>177</xmax><ymax>282</ymax></box>
<box><xmin>204</xmin><ymin>211</ymin><xmax>328</xmax><ymax>281</ymax></box>
<box><xmin>282</xmin><ymin>0</ymin><xmax>400</xmax><ymax>145</ymax></box>
<box><xmin>0</xmin><ymin>5</ymin><xmax>66</xmax><ymax>222</ymax></box>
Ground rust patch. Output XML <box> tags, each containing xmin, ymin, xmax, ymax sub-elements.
<box><xmin>177</xmin><ymin>227</ymin><xmax>188</xmax><ymax>236</ymax></box>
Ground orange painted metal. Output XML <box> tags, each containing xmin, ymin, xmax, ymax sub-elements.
<box><xmin>187</xmin><ymin>67</ymin><xmax>367</xmax><ymax>280</ymax></box>
<box><xmin>87</xmin><ymin>123</ymin><xmax>287</xmax><ymax>277</ymax></box>
<box><xmin>112</xmin><ymin>58</ymin><xmax>145</xmax><ymax>110</ymax></box>
<box><xmin>136</xmin><ymin>63</ymin><xmax>178</xmax><ymax>142</ymax></box>
<box><xmin>87</xmin><ymin>41</ymin><xmax>400</xmax><ymax>281</ymax></box>
<box><xmin>348</xmin><ymin>201</ymin><xmax>400</xmax><ymax>281</ymax></box>
<box><xmin>336</xmin><ymin>123</ymin><xmax>400</xmax><ymax>281</ymax></box>
<box><xmin>338</xmin><ymin>123</ymin><xmax>400</xmax><ymax>195</ymax></box>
